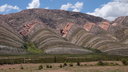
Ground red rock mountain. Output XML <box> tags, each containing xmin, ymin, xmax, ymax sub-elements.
<box><xmin>0</xmin><ymin>8</ymin><xmax>128</xmax><ymax>56</ymax></box>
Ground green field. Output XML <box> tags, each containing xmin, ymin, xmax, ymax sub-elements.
<box><xmin>0</xmin><ymin>53</ymin><xmax>128</xmax><ymax>64</ymax></box>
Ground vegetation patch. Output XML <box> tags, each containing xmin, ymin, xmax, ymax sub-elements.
<box><xmin>0</xmin><ymin>54</ymin><xmax>128</xmax><ymax>65</ymax></box>
<box><xmin>96</xmin><ymin>61</ymin><xmax>119</xmax><ymax>66</ymax></box>
<box><xmin>121</xmin><ymin>59</ymin><xmax>128</xmax><ymax>65</ymax></box>
<box><xmin>24</xmin><ymin>42</ymin><xmax>43</xmax><ymax>54</ymax></box>
<box><xmin>38</xmin><ymin>65</ymin><xmax>43</xmax><ymax>70</ymax></box>
<box><xmin>76</xmin><ymin>62</ymin><xmax>81</xmax><ymax>66</ymax></box>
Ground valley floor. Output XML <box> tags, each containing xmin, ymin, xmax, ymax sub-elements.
<box><xmin>0</xmin><ymin>61</ymin><xmax>128</xmax><ymax>72</ymax></box>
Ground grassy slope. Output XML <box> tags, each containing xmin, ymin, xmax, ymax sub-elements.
<box><xmin>23</xmin><ymin>42</ymin><xmax>43</xmax><ymax>54</ymax></box>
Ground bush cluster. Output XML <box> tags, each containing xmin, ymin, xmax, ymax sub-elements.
<box><xmin>63</xmin><ymin>62</ymin><xmax>67</xmax><ymax>67</ymax></box>
<box><xmin>96</xmin><ymin>61</ymin><xmax>119</xmax><ymax>66</ymax></box>
<box><xmin>46</xmin><ymin>65</ymin><xmax>52</xmax><ymax>68</ymax></box>
<box><xmin>38</xmin><ymin>65</ymin><xmax>43</xmax><ymax>70</ymax></box>
<box><xmin>121</xmin><ymin>59</ymin><xmax>128</xmax><ymax>65</ymax></box>
<box><xmin>69</xmin><ymin>63</ymin><xmax>73</xmax><ymax>67</ymax></box>
<box><xmin>59</xmin><ymin>64</ymin><xmax>63</xmax><ymax>68</ymax></box>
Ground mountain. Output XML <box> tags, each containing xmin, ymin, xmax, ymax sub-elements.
<box><xmin>0</xmin><ymin>8</ymin><xmax>128</xmax><ymax>56</ymax></box>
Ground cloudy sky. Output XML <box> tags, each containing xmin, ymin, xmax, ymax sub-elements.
<box><xmin>0</xmin><ymin>0</ymin><xmax>128</xmax><ymax>21</ymax></box>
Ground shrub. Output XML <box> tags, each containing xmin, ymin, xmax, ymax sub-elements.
<box><xmin>97</xmin><ymin>61</ymin><xmax>119</xmax><ymax>66</ymax></box>
<box><xmin>121</xmin><ymin>59</ymin><xmax>128</xmax><ymax>65</ymax></box>
<box><xmin>38</xmin><ymin>65</ymin><xmax>43</xmax><ymax>70</ymax></box>
<box><xmin>108</xmin><ymin>63</ymin><xmax>119</xmax><ymax>66</ymax></box>
<box><xmin>97</xmin><ymin>60</ymin><xmax>105</xmax><ymax>66</ymax></box>
<box><xmin>49</xmin><ymin>65</ymin><xmax>52</xmax><ymax>68</ymax></box>
<box><xmin>76</xmin><ymin>62</ymin><xmax>80</xmax><ymax>66</ymax></box>
<box><xmin>63</xmin><ymin>62</ymin><xmax>67</xmax><ymax>67</ymax></box>
<box><xmin>59</xmin><ymin>64</ymin><xmax>63</xmax><ymax>68</ymax></box>
<box><xmin>46</xmin><ymin>65</ymin><xmax>52</xmax><ymax>68</ymax></box>
<box><xmin>46</xmin><ymin>65</ymin><xmax>49</xmax><ymax>68</ymax></box>
<box><xmin>69</xmin><ymin>63</ymin><xmax>73</xmax><ymax>67</ymax></box>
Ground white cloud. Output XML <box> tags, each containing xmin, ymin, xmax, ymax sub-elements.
<box><xmin>27</xmin><ymin>0</ymin><xmax>40</xmax><ymax>9</ymax></box>
<box><xmin>60</xmin><ymin>2</ymin><xmax>84</xmax><ymax>12</ymax></box>
<box><xmin>44</xmin><ymin>7</ymin><xmax>49</xmax><ymax>9</ymax></box>
<box><xmin>60</xmin><ymin>3</ymin><xmax>73</xmax><ymax>10</ymax></box>
<box><xmin>88</xmin><ymin>0</ymin><xmax>128</xmax><ymax>21</ymax></box>
<box><xmin>114</xmin><ymin>0</ymin><xmax>128</xmax><ymax>3</ymax></box>
<box><xmin>0</xmin><ymin>4</ymin><xmax>20</xmax><ymax>12</ymax></box>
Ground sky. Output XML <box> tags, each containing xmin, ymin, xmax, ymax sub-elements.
<box><xmin>0</xmin><ymin>0</ymin><xmax>128</xmax><ymax>21</ymax></box>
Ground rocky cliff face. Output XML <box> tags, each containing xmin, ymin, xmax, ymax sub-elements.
<box><xmin>0</xmin><ymin>8</ymin><xmax>128</xmax><ymax>56</ymax></box>
<box><xmin>108</xmin><ymin>16</ymin><xmax>128</xmax><ymax>41</ymax></box>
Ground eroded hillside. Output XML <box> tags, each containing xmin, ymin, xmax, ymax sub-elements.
<box><xmin>0</xmin><ymin>8</ymin><xmax>128</xmax><ymax>56</ymax></box>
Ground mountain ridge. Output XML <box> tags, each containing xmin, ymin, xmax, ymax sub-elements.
<box><xmin>0</xmin><ymin>8</ymin><xmax>128</xmax><ymax>56</ymax></box>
